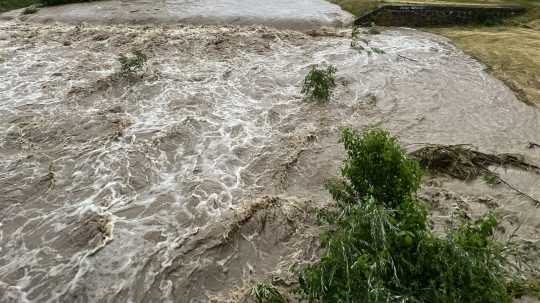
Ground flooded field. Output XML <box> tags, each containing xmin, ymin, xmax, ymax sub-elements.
<box><xmin>0</xmin><ymin>21</ymin><xmax>539</xmax><ymax>302</ymax></box>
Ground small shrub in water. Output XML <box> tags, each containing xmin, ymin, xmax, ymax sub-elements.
<box><xmin>371</xmin><ymin>47</ymin><xmax>385</xmax><ymax>54</ymax></box>
<box><xmin>297</xmin><ymin>128</ymin><xmax>534</xmax><ymax>303</ymax></box>
<box><xmin>118</xmin><ymin>50</ymin><xmax>147</xmax><ymax>75</ymax></box>
<box><xmin>301</xmin><ymin>65</ymin><xmax>337</xmax><ymax>103</ymax></box>
<box><xmin>250</xmin><ymin>282</ymin><xmax>287</xmax><ymax>303</ymax></box>
<box><xmin>483</xmin><ymin>173</ymin><xmax>500</xmax><ymax>185</ymax></box>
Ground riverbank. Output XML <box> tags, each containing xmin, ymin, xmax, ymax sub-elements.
<box><xmin>331</xmin><ymin>0</ymin><xmax>539</xmax><ymax>105</ymax></box>
<box><xmin>433</xmin><ymin>14</ymin><xmax>539</xmax><ymax>105</ymax></box>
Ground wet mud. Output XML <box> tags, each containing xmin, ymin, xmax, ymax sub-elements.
<box><xmin>0</xmin><ymin>21</ymin><xmax>539</xmax><ymax>302</ymax></box>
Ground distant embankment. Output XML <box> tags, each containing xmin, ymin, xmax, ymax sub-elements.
<box><xmin>355</xmin><ymin>3</ymin><xmax>526</xmax><ymax>27</ymax></box>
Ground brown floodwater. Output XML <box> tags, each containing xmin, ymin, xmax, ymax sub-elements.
<box><xmin>1</xmin><ymin>0</ymin><xmax>354</xmax><ymax>30</ymax></box>
<box><xmin>0</xmin><ymin>19</ymin><xmax>539</xmax><ymax>302</ymax></box>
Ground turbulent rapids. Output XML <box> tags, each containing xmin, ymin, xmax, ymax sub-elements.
<box><xmin>0</xmin><ymin>17</ymin><xmax>539</xmax><ymax>303</ymax></box>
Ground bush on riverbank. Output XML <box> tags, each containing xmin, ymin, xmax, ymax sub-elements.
<box><xmin>295</xmin><ymin>128</ymin><xmax>535</xmax><ymax>302</ymax></box>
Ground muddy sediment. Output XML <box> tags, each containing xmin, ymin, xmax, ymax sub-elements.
<box><xmin>0</xmin><ymin>21</ymin><xmax>539</xmax><ymax>302</ymax></box>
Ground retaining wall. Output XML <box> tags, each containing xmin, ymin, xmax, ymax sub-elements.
<box><xmin>355</xmin><ymin>3</ymin><xmax>526</xmax><ymax>27</ymax></box>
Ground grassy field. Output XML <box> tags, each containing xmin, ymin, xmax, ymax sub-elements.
<box><xmin>331</xmin><ymin>0</ymin><xmax>540</xmax><ymax>105</ymax></box>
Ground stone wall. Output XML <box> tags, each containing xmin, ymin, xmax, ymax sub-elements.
<box><xmin>355</xmin><ymin>4</ymin><xmax>526</xmax><ymax>27</ymax></box>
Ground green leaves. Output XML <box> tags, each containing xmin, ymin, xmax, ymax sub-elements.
<box><xmin>301</xmin><ymin>65</ymin><xmax>337</xmax><ymax>103</ymax></box>
<box><xmin>250</xmin><ymin>282</ymin><xmax>288</xmax><ymax>303</ymax></box>
<box><xmin>296</xmin><ymin>128</ymin><xmax>522</xmax><ymax>303</ymax></box>
<box><xmin>340</xmin><ymin>128</ymin><xmax>422</xmax><ymax>209</ymax></box>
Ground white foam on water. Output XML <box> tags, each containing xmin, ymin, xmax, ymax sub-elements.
<box><xmin>0</xmin><ymin>22</ymin><xmax>539</xmax><ymax>302</ymax></box>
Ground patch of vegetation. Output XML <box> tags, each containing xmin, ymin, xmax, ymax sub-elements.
<box><xmin>301</xmin><ymin>65</ymin><xmax>337</xmax><ymax>103</ymax></box>
<box><xmin>250</xmin><ymin>282</ymin><xmax>288</xmax><ymax>303</ymax></box>
<box><xmin>507</xmin><ymin>277</ymin><xmax>540</xmax><ymax>299</ymax></box>
<box><xmin>118</xmin><ymin>50</ymin><xmax>147</xmax><ymax>76</ymax></box>
<box><xmin>21</xmin><ymin>5</ymin><xmax>38</xmax><ymax>14</ymax></box>
<box><xmin>482</xmin><ymin>174</ymin><xmax>500</xmax><ymax>185</ymax></box>
<box><xmin>370</xmin><ymin>47</ymin><xmax>385</xmax><ymax>54</ymax></box>
<box><xmin>0</xmin><ymin>0</ymin><xmax>98</xmax><ymax>12</ymax></box>
<box><xmin>292</xmin><ymin>128</ymin><xmax>537</xmax><ymax>303</ymax></box>
<box><xmin>0</xmin><ymin>0</ymin><xmax>36</xmax><ymax>12</ymax></box>
<box><xmin>337</xmin><ymin>128</ymin><xmax>422</xmax><ymax>207</ymax></box>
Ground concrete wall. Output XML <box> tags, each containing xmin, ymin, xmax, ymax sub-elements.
<box><xmin>355</xmin><ymin>4</ymin><xmax>526</xmax><ymax>27</ymax></box>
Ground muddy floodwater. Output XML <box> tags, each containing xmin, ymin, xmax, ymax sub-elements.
<box><xmin>1</xmin><ymin>0</ymin><xmax>354</xmax><ymax>30</ymax></box>
<box><xmin>0</xmin><ymin>20</ymin><xmax>539</xmax><ymax>303</ymax></box>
